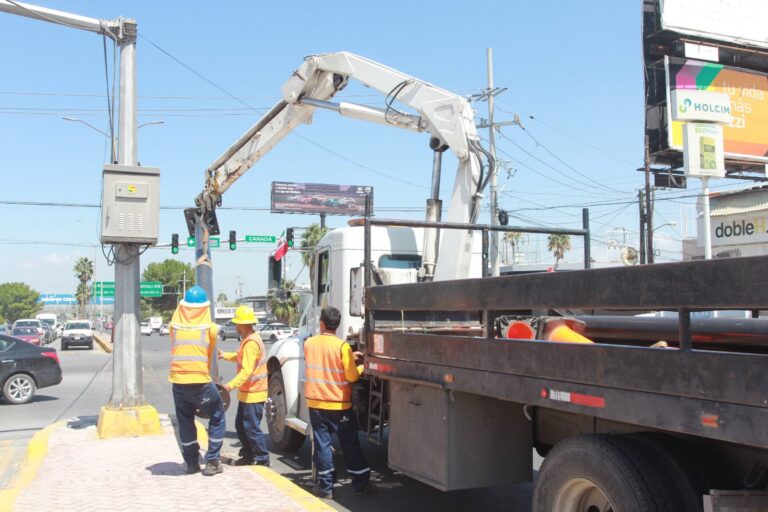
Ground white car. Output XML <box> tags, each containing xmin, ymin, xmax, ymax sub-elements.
<box><xmin>140</xmin><ymin>322</ymin><xmax>152</xmax><ymax>336</ymax></box>
<box><xmin>160</xmin><ymin>324</ymin><xmax>170</xmax><ymax>336</ymax></box>
<box><xmin>258</xmin><ymin>322</ymin><xmax>294</xmax><ymax>342</ymax></box>
<box><xmin>61</xmin><ymin>320</ymin><xmax>94</xmax><ymax>350</ymax></box>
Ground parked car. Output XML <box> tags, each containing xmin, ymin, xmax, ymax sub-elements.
<box><xmin>140</xmin><ymin>322</ymin><xmax>152</xmax><ymax>336</ymax></box>
<box><xmin>160</xmin><ymin>324</ymin><xmax>170</xmax><ymax>336</ymax></box>
<box><xmin>219</xmin><ymin>321</ymin><xmax>240</xmax><ymax>341</ymax></box>
<box><xmin>258</xmin><ymin>322</ymin><xmax>294</xmax><ymax>342</ymax></box>
<box><xmin>11</xmin><ymin>327</ymin><xmax>42</xmax><ymax>346</ymax></box>
<box><xmin>0</xmin><ymin>334</ymin><xmax>62</xmax><ymax>404</ymax></box>
<box><xmin>61</xmin><ymin>321</ymin><xmax>94</xmax><ymax>350</ymax></box>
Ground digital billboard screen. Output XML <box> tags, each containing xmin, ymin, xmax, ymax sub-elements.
<box><xmin>665</xmin><ymin>56</ymin><xmax>768</xmax><ymax>163</ymax></box>
<box><xmin>271</xmin><ymin>182</ymin><xmax>373</xmax><ymax>215</ymax></box>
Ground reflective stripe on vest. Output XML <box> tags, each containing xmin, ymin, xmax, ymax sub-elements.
<box><xmin>236</xmin><ymin>334</ymin><xmax>267</xmax><ymax>393</ymax></box>
<box><xmin>304</xmin><ymin>335</ymin><xmax>352</xmax><ymax>403</ymax></box>
<box><xmin>170</xmin><ymin>327</ymin><xmax>211</xmax><ymax>377</ymax></box>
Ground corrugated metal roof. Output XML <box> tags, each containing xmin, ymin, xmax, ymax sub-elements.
<box><xmin>710</xmin><ymin>186</ymin><xmax>768</xmax><ymax>217</ymax></box>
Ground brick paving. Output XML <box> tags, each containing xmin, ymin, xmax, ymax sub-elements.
<box><xmin>11</xmin><ymin>415</ymin><xmax>329</xmax><ymax>512</ymax></box>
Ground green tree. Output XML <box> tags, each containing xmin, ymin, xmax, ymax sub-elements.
<box><xmin>301</xmin><ymin>223</ymin><xmax>328</xmax><ymax>288</ymax></box>
<box><xmin>216</xmin><ymin>293</ymin><xmax>228</xmax><ymax>306</ymax></box>
<box><xmin>73</xmin><ymin>257</ymin><xmax>94</xmax><ymax>317</ymax></box>
<box><xmin>547</xmin><ymin>234</ymin><xmax>572</xmax><ymax>270</ymax></box>
<box><xmin>0</xmin><ymin>282</ymin><xmax>42</xmax><ymax>323</ymax></box>
<box><xmin>142</xmin><ymin>259</ymin><xmax>196</xmax><ymax>320</ymax></box>
<box><xmin>267</xmin><ymin>280</ymin><xmax>300</xmax><ymax>326</ymax></box>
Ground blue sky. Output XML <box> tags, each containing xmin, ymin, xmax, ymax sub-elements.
<box><xmin>0</xmin><ymin>1</ymin><xmax>719</xmax><ymax>299</ymax></box>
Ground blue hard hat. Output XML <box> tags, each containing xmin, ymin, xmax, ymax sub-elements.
<box><xmin>185</xmin><ymin>285</ymin><xmax>208</xmax><ymax>304</ymax></box>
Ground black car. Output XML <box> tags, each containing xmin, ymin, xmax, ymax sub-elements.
<box><xmin>0</xmin><ymin>334</ymin><xmax>62</xmax><ymax>404</ymax></box>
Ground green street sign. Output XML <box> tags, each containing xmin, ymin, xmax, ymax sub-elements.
<box><xmin>92</xmin><ymin>281</ymin><xmax>115</xmax><ymax>297</ymax></box>
<box><xmin>245</xmin><ymin>235</ymin><xmax>277</xmax><ymax>243</ymax></box>
<box><xmin>186</xmin><ymin>236</ymin><xmax>220</xmax><ymax>248</ymax></box>
<box><xmin>140</xmin><ymin>281</ymin><xmax>163</xmax><ymax>298</ymax></box>
<box><xmin>91</xmin><ymin>281</ymin><xmax>163</xmax><ymax>298</ymax></box>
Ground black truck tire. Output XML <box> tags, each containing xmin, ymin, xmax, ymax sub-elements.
<box><xmin>267</xmin><ymin>370</ymin><xmax>305</xmax><ymax>452</ymax></box>
<box><xmin>533</xmin><ymin>434</ymin><xmax>688</xmax><ymax>512</ymax></box>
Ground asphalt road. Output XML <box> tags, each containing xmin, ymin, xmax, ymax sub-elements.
<box><xmin>0</xmin><ymin>332</ymin><xmax>537</xmax><ymax>510</ymax></box>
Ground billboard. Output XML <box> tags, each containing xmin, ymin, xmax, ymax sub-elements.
<box><xmin>665</xmin><ymin>56</ymin><xmax>768</xmax><ymax>163</ymax></box>
<box><xmin>660</xmin><ymin>0</ymin><xmax>768</xmax><ymax>50</ymax></box>
<box><xmin>271</xmin><ymin>182</ymin><xmax>373</xmax><ymax>216</ymax></box>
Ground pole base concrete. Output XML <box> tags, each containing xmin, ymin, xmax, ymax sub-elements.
<box><xmin>97</xmin><ymin>405</ymin><xmax>162</xmax><ymax>439</ymax></box>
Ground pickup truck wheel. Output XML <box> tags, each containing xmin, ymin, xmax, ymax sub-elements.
<box><xmin>533</xmin><ymin>434</ymin><xmax>684</xmax><ymax>512</ymax></box>
<box><xmin>3</xmin><ymin>373</ymin><xmax>36</xmax><ymax>404</ymax></box>
<box><xmin>267</xmin><ymin>370</ymin><xmax>305</xmax><ymax>452</ymax></box>
<box><xmin>270</xmin><ymin>334</ymin><xmax>277</xmax><ymax>342</ymax></box>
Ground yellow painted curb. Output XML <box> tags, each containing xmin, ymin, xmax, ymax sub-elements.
<box><xmin>194</xmin><ymin>420</ymin><xmax>208</xmax><ymax>446</ymax></box>
<box><xmin>250</xmin><ymin>466</ymin><xmax>336</xmax><ymax>511</ymax></box>
<box><xmin>96</xmin><ymin>405</ymin><xmax>162</xmax><ymax>439</ymax></box>
<box><xmin>93</xmin><ymin>332</ymin><xmax>112</xmax><ymax>353</ymax></box>
<box><xmin>0</xmin><ymin>420</ymin><xmax>68</xmax><ymax>512</ymax></box>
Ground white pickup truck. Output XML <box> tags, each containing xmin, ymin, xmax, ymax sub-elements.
<box><xmin>61</xmin><ymin>320</ymin><xmax>94</xmax><ymax>350</ymax></box>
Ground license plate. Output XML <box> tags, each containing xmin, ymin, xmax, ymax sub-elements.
<box><xmin>74</xmin><ymin>336</ymin><xmax>81</xmax><ymax>340</ymax></box>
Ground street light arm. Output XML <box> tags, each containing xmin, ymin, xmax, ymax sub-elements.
<box><xmin>62</xmin><ymin>117</ymin><xmax>110</xmax><ymax>138</ymax></box>
<box><xmin>0</xmin><ymin>0</ymin><xmax>127</xmax><ymax>38</ymax></box>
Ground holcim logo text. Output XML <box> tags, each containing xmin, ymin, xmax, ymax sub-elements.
<box><xmin>678</xmin><ymin>98</ymin><xmax>731</xmax><ymax>116</ymax></box>
<box><xmin>714</xmin><ymin>218</ymin><xmax>767</xmax><ymax>239</ymax></box>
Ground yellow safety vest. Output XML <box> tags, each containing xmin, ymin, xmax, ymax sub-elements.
<box><xmin>168</xmin><ymin>302</ymin><xmax>217</xmax><ymax>384</ymax></box>
<box><xmin>236</xmin><ymin>333</ymin><xmax>268</xmax><ymax>398</ymax></box>
<box><xmin>304</xmin><ymin>334</ymin><xmax>353</xmax><ymax>406</ymax></box>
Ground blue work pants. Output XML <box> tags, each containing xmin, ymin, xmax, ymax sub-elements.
<box><xmin>172</xmin><ymin>382</ymin><xmax>226</xmax><ymax>467</ymax></box>
<box><xmin>310</xmin><ymin>408</ymin><xmax>370</xmax><ymax>493</ymax></box>
<box><xmin>235</xmin><ymin>401</ymin><xmax>270</xmax><ymax>465</ymax></box>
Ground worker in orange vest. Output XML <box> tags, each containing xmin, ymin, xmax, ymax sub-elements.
<box><xmin>169</xmin><ymin>285</ymin><xmax>226</xmax><ymax>476</ymax></box>
<box><xmin>218</xmin><ymin>305</ymin><xmax>270</xmax><ymax>467</ymax></box>
<box><xmin>304</xmin><ymin>306</ymin><xmax>377</xmax><ymax>499</ymax></box>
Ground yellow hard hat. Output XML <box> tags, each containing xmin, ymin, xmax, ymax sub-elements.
<box><xmin>232</xmin><ymin>305</ymin><xmax>257</xmax><ymax>325</ymax></box>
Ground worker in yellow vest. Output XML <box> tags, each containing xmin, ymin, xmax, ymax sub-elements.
<box><xmin>169</xmin><ymin>285</ymin><xmax>225</xmax><ymax>477</ymax></box>
<box><xmin>304</xmin><ymin>306</ymin><xmax>377</xmax><ymax>499</ymax></box>
<box><xmin>218</xmin><ymin>305</ymin><xmax>270</xmax><ymax>466</ymax></box>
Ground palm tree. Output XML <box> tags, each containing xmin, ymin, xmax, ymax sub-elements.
<box><xmin>73</xmin><ymin>257</ymin><xmax>94</xmax><ymax>317</ymax></box>
<box><xmin>267</xmin><ymin>280</ymin><xmax>300</xmax><ymax>326</ymax></box>
<box><xmin>546</xmin><ymin>234</ymin><xmax>572</xmax><ymax>270</ymax></box>
<box><xmin>216</xmin><ymin>293</ymin><xmax>228</xmax><ymax>306</ymax></box>
<box><xmin>301</xmin><ymin>223</ymin><xmax>328</xmax><ymax>288</ymax></box>
<box><xmin>503</xmin><ymin>231</ymin><xmax>523</xmax><ymax>264</ymax></box>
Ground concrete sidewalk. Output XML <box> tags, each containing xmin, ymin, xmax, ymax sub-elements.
<box><xmin>0</xmin><ymin>415</ymin><xmax>333</xmax><ymax>512</ymax></box>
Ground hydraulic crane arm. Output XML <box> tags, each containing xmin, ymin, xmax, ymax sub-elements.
<box><xmin>195</xmin><ymin>51</ymin><xmax>490</xmax><ymax>280</ymax></box>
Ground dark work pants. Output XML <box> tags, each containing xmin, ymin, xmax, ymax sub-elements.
<box><xmin>172</xmin><ymin>382</ymin><xmax>226</xmax><ymax>468</ymax></box>
<box><xmin>310</xmin><ymin>408</ymin><xmax>370</xmax><ymax>493</ymax></box>
<box><xmin>235</xmin><ymin>401</ymin><xmax>270</xmax><ymax>465</ymax></box>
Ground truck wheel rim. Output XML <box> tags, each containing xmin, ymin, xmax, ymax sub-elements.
<box><xmin>9</xmin><ymin>377</ymin><xmax>32</xmax><ymax>401</ymax></box>
<box><xmin>553</xmin><ymin>478</ymin><xmax>613</xmax><ymax>512</ymax></box>
<box><xmin>269</xmin><ymin>389</ymin><xmax>287</xmax><ymax>437</ymax></box>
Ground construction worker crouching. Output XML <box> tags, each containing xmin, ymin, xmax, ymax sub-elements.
<box><xmin>218</xmin><ymin>305</ymin><xmax>270</xmax><ymax>467</ymax></box>
<box><xmin>169</xmin><ymin>285</ymin><xmax>226</xmax><ymax>476</ymax></box>
<box><xmin>305</xmin><ymin>306</ymin><xmax>377</xmax><ymax>499</ymax></box>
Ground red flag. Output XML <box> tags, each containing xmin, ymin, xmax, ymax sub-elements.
<box><xmin>274</xmin><ymin>240</ymin><xmax>289</xmax><ymax>261</ymax></box>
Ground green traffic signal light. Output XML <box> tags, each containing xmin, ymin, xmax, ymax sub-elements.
<box><xmin>286</xmin><ymin>227</ymin><xmax>294</xmax><ymax>247</ymax></box>
<box><xmin>229</xmin><ymin>230</ymin><xmax>237</xmax><ymax>251</ymax></box>
<box><xmin>171</xmin><ymin>234</ymin><xmax>179</xmax><ymax>254</ymax></box>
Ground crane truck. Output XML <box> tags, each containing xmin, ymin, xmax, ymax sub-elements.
<box><xmin>194</xmin><ymin>52</ymin><xmax>768</xmax><ymax>512</ymax></box>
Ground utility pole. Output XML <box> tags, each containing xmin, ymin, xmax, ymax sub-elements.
<box><xmin>644</xmin><ymin>135</ymin><xmax>655</xmax><ymax>263</ymax></box>
<box><xmin>638</xmin><ymin>189</ymin><xmax>647</xmax><ymax>264</ymax></box>
<box><xmin>487</xmin><ymin>48</ymin><xmax>500</xmax><ymax>277</ymax></box>
<box><xmin>0</xmin><ymin>0</ymin><xmax>160</xmax><ymax>438</ymax></box>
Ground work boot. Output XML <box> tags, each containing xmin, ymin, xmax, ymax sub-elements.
<box><xmin>185</xmin><ymin>464</ymin><xmax>200</xmax><ymax>475</ymax></box>
<box><xmin>312</xmin><ymin>486</ymin><xmax>333</xmax><ymax>499</ymax></box>
<box><xmin>202</xmin><ymin>460</ymin><xmax>223</xmax><ymax>476</ymax></box>
<box><xmin>354</xmin><ymin>482</ymin><xmax>378</xmax><ymax>496</ymax></box>
<box><xmin>232</xmin><ymin>457</ymin><xmax>254</xmax><ymax>466</ymax></box>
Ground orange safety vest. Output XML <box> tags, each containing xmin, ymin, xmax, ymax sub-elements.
<box><xmin>169</xmin><ymin>301</ymin><xmax>215</xmax><ymax>384</ymax></box>
<box><xmin>237</xmin><ymin>333</ymin><xmax>268</xmax><ymax>394</ymax></box>
<box><xmin>304</xmin><ymin>334</ymin><xmax>352</xmax><ymax>405</ymax></box>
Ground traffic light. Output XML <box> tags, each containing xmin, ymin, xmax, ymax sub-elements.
<box><xmin>286</xmin><ymin>227</ymin><xmax>294</xmax><ymax>247</ymax></box>
<box><xmin>171</xmin><ymin>233</ymin><xmax>179</xmax><ymax>254</ymax></box>
<box><xmin>229</xmin><ymin>230</ymin><xmax>237</xmax><ymax>251</ymax></box>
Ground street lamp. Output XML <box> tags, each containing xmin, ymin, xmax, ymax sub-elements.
<box><xmin>62</xmin><ymin>117</ymin><xmax>164</xmax><ymax>163</ymax></box>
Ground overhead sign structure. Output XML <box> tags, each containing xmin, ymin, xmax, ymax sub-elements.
<box><xmin>271</xmin><ymin>181</ymin><xmax>373</xmax><ymax>216</ymax></box>
<box><xmin>93</xmin><ymin>281</ymin><xmax>163</xmax><ymax>298</ymax></box>
<box><xmin>659</xmin><ymin>0</ymin><xmax>768</xmax><ymax>50</ymax></box>
<box><xmin>187</xmin><ymin>236</ymin><xmax>220</xmax><ymax>248</ymax></box>
<box><xmin>665</xmin><ymin>57</ymin><xmax>768</xmax><ymax>163</ymax></box>
<box><xmin>38</xmin><ymin>294</ymin><xmax>78</xmax><ymax>305</ymax></box>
